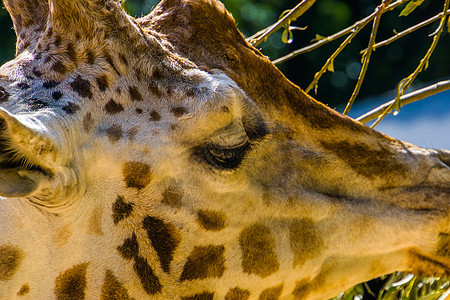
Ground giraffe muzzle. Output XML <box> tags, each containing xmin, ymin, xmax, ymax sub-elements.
<box><xmin>0</xmin><ymin>109</ymin><xmax>55</xmax><ymax>198</ymax></box>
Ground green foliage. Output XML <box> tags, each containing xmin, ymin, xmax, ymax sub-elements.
<box><xmin>331</xmin><ymin>273</ymin><xmax>450</xmax><ymax>300</ymax></box>
<box><xmin>399</xmin><ymin>0</ymin><xmax>425</xmax><ymax>17</ymax></box>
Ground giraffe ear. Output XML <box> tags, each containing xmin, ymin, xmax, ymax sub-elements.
<box><xmin>3</xmin><ymin>0</ymin><xmax>49</xmax><ymax>55</ymax></box>
<box><xmin>46</xmin><ymin>0</ymin><xmax>122</xmax><ymax>38</ymax></box>
<box><xmin>4</xmin><ymin>0</ymin><xmax>129</xmax><ymax>55</ymax></box>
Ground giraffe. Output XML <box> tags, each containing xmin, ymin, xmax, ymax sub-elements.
<box><xmin>0</xmin><ymin>0</ymin><xmax>448</xmax><ymax>299</ymax></box>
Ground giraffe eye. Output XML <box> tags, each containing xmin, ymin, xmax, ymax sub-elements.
<box><xmin>198</xmin><ymin>142</ymin><xmax>250</xmax><ymax>170</ymax></box>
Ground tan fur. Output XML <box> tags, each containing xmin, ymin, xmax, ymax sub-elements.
<box><xmin>0</xmin><ymin>0</ymin><xmax>448</xmax><ymax>299</ymax></box>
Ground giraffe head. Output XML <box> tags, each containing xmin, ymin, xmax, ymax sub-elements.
<box><xmin>0</xmin><ymin>0</ymin><xmax>448</xmax><ymax>299</ymax></box>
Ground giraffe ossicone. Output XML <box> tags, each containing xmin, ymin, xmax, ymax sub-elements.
<box><xmin>0</xmin><ymin>0</ymin><xmax>448</xmax><ymax>299</ymax></box>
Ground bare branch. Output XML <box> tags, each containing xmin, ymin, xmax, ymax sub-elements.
<box><xmin>360</xmin><ymin>9</ymin><xmax>450</xmax><ymax>54</ymax></box>
<box><xmin>343</xmin><ymin>0</ymin><xmax>391</xmax><ymax>115</ymax></box>
<box><xmin>355</xmin><ymin>79</ymin><xmax>450</xmax><ymax>124</ymax></box>
<box><xmin>272</xmin><ymin>0</ymin><xmax>409</xmax><ymax>65</ymax></box>
<box><xmin>247</xmin><ymin>0</ymin><xmax>316</xmax><ymax>47</ymax></box>
<box><xmin>304</xmin><ymin>22</ymin><xmax>369</xmax><ymax>94</ymax></box>
<box><xmin>371</xmin><ymin>0</ymin><xmax>450</xmax><ymax>128</ymax></box>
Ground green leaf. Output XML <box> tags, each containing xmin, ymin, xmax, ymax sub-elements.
<box><xmin>399</xmin><ymin>0</ymin><xmax>424</xmax><ymax>17</ymax></box>
<box><xmin>311</xmin><ymin>34</ymin><xmax>326</xmax><ymax>42</ymax></box>
<box><xmin>326</xmin><ymin>61</ymin><xmax>334</xmax><ymax>72</ymax></box>
<box><xmin>282</xmin><ymin>28</ymin><xmax>294</xmax><ymax>44</ymax></box>
<box><xmin>279</xmin><ymin>9</ymin><xmax>291</xmax><ymax>20</ymax></box>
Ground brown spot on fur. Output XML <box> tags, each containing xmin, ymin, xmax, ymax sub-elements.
<box><xmin>122</xmin><ymin>162</ymin><xmax>152</xmax><ymax>190</ymax></box>
<box><xmin>225</xmin><ymin>287</ymin><xmax>250</xmax><ymax>300</ymax></box>
<box><xmin>135</xmin><ymin>68</ymin><xmax>143</xmax><ymax>81</ymax></box>
<box><xmin>152</xmin><ymin>68</ymin><xmax>163</xmax><ymax>80</ymax></box>
<box><xmin>86</xmin><ymin>49</ymin><xmax>96</xmax><ymax>64</ymax></box>
<box><xmin>181</xmin><ymin>293</ymin><xmax>214</xmax><ymax>300</ymax></box>
<box><xmin>54</xmin><ymin>35</ymin><xmax>62</xmax><ymax>47</ymax></box>
<box><xmin>43</xmin><ymin>81</ymin><xmax>59</xmax><ymax>88</ymax></box>
<box><xmin>239</xmin><ymin>224</ymin><xmax>280</xmax><ymax>278</ymax></box>
<box><xmin>0</xmin><ymin>245</ymin><xmax>23</xmax><ymax>281</ymax></box>
<box><xmin>0</xmin><ymin>87</ymin><xmax>10</xmax><ymax>103</ymax></box>
<box><xmin>117</xmin><ymin>233</ymin><xmax>139</xmax><ymax>260</ymax></box>
<box><xmin>17</xmin><ymin>83</ymin><xmax>29</xmax><ymax>89</ymax></box>
<box><xmin>83</xmin><ymin>112</ymin><xmax>93</xmax><ymax>133</ymax></box>
<box><xmin>17</xmin><ymin>283</ymin><xmax>30</xmax><ymax>296</ymax></box>
<box><xmin>52</xmin><ymin>91</ymin><xmax>63</xmax><ymax>100</ymax></box>
<box><xmin>259</xmin><ymin>284</ymin><xmax>284</xmax><ymax>300</ymax></box>
<box><xmin>320</xmin><ymin>140</ymin><xmax>407</xmax><ymax>179</ymax></box>
<box><xmin>196</xmin><ymin>210</ymin><xmax>226</xmax><ymax>231</ymax></box>
<box><xmin>62</xmin><ymin>102</ymin><xmax>80</xmax><ymax>114</ymax></box>
<box><xmin>119</xmin><ymin>53</ymin><xmax>129</xmax><ymax>67</ymax></box>
<box><xmin>127</xmin><ymin>127</ymin><xmax>139</xmax><ymax>140</ymax></box>
<box><xmin>289</xmin><ymin>219</ymin><xmax>324</xmax><ymax>267</ymax></box>
<box><xmin>162</xmin><ymin>185</ymin><xmax>183</xmax><ymax>208</ymax></box>
<box><xmin>107</xmin><ymin>124</ymin><xmax>123</xmax><ymax>143</ymax></box>
<box><xmin>292</xmin><ymin>279</ymin><xmax>311</xmax><ymax>299</ymax></box>
<box><xmin>96</xmin><ymin>75</ymin><xmax>109</xmax><ymax>92</ymax></box>
<box><xmin>136</xmin><ymin>108</ymin><xmax>143</xmax><ymax>114</ymax></box>
<box><xmin>133</xmin><ymin>256</ymin><xmax>162</xmax><ymax>294</ymax></box>
<box><xmin>171</xmin><ymin>106</ymin><xmax>187</xmax><ymax>118</ymax></box>
<box><xmin>66</xmin><ymin>43</ymin><xmax>76</xmax><ymax>61</ymax></box>
<box><xmin>54</xmin><ymin>263</ymin><xmax>88</xmax><ymax>300</ymax></box>
<box><xmin>88</xmin><ymin>205</ymin><xmax>104</xmax><ymax>236</ymax></box>
<box><xmin>149</xmin><ymin>110</ymin><xmax>161</xmax><ymax>121</ymax></box>
<box><xmin>105</xmin><ymin>99</ymin><xmax>124</xmax><ymax>114</ymax></box>
<box><xmin>51</xmin><ymin>61</ymin><xmax>67</xmax><ymax>74</ymax></box>
<box><xmin>101</xmin><ymin>270</ymin><xmax>131</xmax><ymax>300</ymax></box>
<box><xmin>143</xmin><ymin>216</ymin><xmax>180</xmax><ymax>273</ymax></box>
<box><xmin>32</xmin><ymin>67</ymin><xmax>42</xmax><ymax>77</ymax></box>
<box><xmin>128</xmin><ymin>86</ymin><xmax>143</xmax><ymax>101</ymax></box>
<box><xmin>148</xmin><ymin>82</ymin><xmax>161</xmax><ymax>97</ymax></box>
<box><xmin>71</xmin><ymin>75</ymin><xmax>92</xmax><ymax>98</ymax></box>
<box><xmin>112</xmin><ymin>195</ymin><xmax>134</xmax><ymax>225</ymax></box>
<box><xmin>180</xmin><ymin>245</ymin><xmax>225</xmax><ymax>281</ymax></box>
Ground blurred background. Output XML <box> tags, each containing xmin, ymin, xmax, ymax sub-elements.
<box><xmin>0</xmin><ymin>0</ymin><xmax>449</xmax><ymax>148</ymax></box>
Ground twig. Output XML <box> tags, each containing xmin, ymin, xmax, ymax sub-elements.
<box><xmin>371</xmin><ymin>0</ymin><xmax>450</xmax><ymax>128</ymax></box>
<box><xmin>343</xmin><ymin>0</ymin><xmax>391</xmax><ymax>115</ymax></box>
<box><xmin>247</xmin><ymin>0</ymin><xmax>316</xmax><ymax>47</ymax></box>
<box><xmin>360</xmin><ymin>9</ymin><xmax>450</xmax><ymax>54</ymax></box>
<box><xmin>304</xmin><ymin>24</ymin><xmax>368</xmax><ymax>94</ymax></box>
<box><xmin>272</xmin><ymin>0</ymin><xmax>409</xmax><ymax>65</ymax></box>
<box><xmin>355</xmin><ymin>79</ymin><xmax>450</xmax><ymax>124</ymax></box>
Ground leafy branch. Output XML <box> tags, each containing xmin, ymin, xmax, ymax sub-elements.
<box><xmin>343</xmin><ymin>0</ymin><xmax>391</xmax><ymax>115</ymax></box>
<box><xmin>271</xmin><ymin>0</ymin><xmax>410</xmax><ymax>65</ymax></box>
<box><xmin>246</xmin><ymin>0</ymin><xmax>316</xmax><ymax>47</ymax></box>
<box><xmin>360</xmin><ymin>9</ymin><xmax>450</xmax><ymax>54</ymax></box>
<box><xmin>370</xmin><ymin>0</ymin><xmax>450</xmax><ymax>127</ymax></box>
